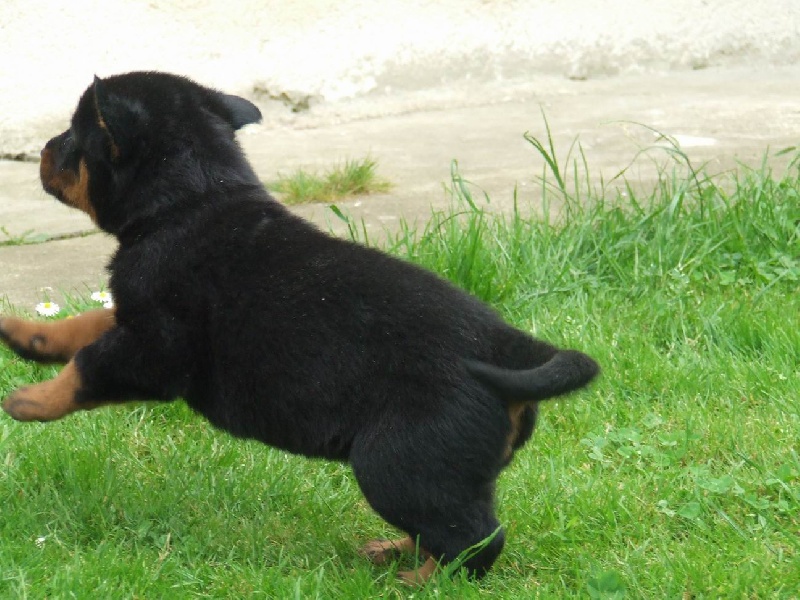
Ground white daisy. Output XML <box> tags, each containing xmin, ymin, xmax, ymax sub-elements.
<box><xmin>91</xmin><ymin>290</ymin><xmax>113</xmax><ymax>304</ymax></box>
<box><xmin>102</xmin><ymin>300</ymin><xmax>115</xmax><ymax>310</ymax></box>
<box><xmin>35</xmin><ymin>301</ymin><xmax>60</xmax><ymax>317</ymax></box>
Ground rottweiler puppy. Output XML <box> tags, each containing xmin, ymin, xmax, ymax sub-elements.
<box><xmin>0</xmin><ymin>72</ymin><xmax>598</xmax><ymax>584</ymax></box>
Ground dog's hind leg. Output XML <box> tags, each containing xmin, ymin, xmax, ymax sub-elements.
<box><xmin>351</xmin><ymin>413</ymin><xmax>507</xmax><ymax>583</ymax></box>
<box><xmin>0</xmin><ymin>308</ymin><xmax>115</xmax><ymax>363</ymax></box>
<box><xmin>354</xmin><ymin>474</ymin><xmax>505</xmax><ymax>584</ymax></box>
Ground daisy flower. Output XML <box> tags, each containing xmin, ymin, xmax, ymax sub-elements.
<box><xmin>35</xmin><ymin>301</ymin><xmax>60</xmax><ymax>317</ymax></box>
<box><xmin>91</xmin><ymin>290</ymin><xmax>113</xmax><ymax>304</ymax></box>
<box><xmin>91</xmin><ymin>290</ymin><xmax>115</xmax><ymax>309</ymax></box>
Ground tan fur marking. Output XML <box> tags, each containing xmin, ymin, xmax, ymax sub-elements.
<box><xmin>1</xmin><ymin>360</ymin><xmax>103</xmax><ymax>422</ymax></box>
<box><xmin>94</xmin><ymin>89</ymin><xmax>120</xmax><ymax>160</ymax></box>
<box><xmin>40</xmin><ymin>151</ymin><xmax>97</xmax><ymax>222</ymax></box>
<box><xmin>505</xmin><ymin>402</ymin><xmax>527</xmax><ymax>460</ymax></box>
<box><xmin>397</xmin><ymin>556</ymin><xmax>439</xmax><ymax>586</ymax></box>
<box><xmin>0</xmin><ymin>309</ymin><xmax>115</xmax><ymax>363</ymax></box>
<box><xmin>359</xmin><ymin>536</ymin><xmax>421</xmax><ymax>565</ymax></box>
<box><xmin>62</xmin><ymin>160</ymin><xmax>96</xmax><ymax>221</ymax></box>
<box><xmin>39</xmin><ymin>147</ymin><xmax>56</xmax><ymax>190</ymax></box>
<box><xmin>96</xmin><ymin>117</ymin><xmax>120</xmax><ymax>160</ymax></box>
<box><xmin>361</xmin><ymin>536</ymin><xmax>436</xmax><ymax>584</ymax></box>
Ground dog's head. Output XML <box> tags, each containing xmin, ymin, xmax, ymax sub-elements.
<box><xmin>40</xmin><ymin>72</ymin><xmax>262</xmax><ymax>234</ymax></box>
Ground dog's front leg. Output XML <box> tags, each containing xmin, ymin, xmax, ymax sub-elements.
<box><xmin>0</xmin><ymin>309</ymin><xmax>116</xmax><ymax>363</ymax></box>
<box><xmin>2</xmin><ymin>323</ymin><xmax>187</xmax><ymax>422</ymax></box>
<box><xmin>1</xmin><ymin>359</ymin><xmax>106</xmax><ymax>421</ymax></box>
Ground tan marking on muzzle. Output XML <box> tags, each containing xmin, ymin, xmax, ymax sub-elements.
<box><xmin>40</xmin><ymin>152</ymin><xmax>97</xmax><ymax>222</ymax></box>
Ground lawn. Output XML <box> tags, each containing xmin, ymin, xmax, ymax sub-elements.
<box><xmin>1</xmin><ymin>132</ymin><xmax>798</xmax><ymax>598</ymax></box>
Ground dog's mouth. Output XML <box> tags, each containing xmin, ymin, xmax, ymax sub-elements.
<box><xmin>39</xmin><ymin>146</ymin><xmax>97</xmax><ymax>222</ymax></box>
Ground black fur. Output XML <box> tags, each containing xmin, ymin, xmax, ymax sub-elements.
<box><xmin>40</xmin><ymin>72</ymin><xmax>599</xmax><ymax>578</ymax></box>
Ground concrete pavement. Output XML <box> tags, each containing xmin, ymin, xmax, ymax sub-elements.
<box><xmin>2</xmin><ymin>66</ymin><xmax>799</xmax><ymax>309</ymax></box>
<box><xmin>4</xmin><ymin>1</ymin><xmax>799</xmax><ymax>158</ymax></box>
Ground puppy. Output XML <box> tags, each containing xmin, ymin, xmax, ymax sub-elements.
<box><xmin>0</xmin><ymin>72</ymin><xmax>598</xmax><ymax>583</ymax></box>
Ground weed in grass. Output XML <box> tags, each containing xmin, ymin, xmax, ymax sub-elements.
<box><xmin>269</xmin><ymin>157</ymin><xmax>390</xmax><ymax>205</ymax></box>
<box><xmin>1</xmin><ymin>122</ymin><xmax>799</xmax><ymax>596</ymax></box>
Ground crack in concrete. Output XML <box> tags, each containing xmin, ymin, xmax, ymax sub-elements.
<box><xmin>0</xmin><ymin>229</ymin><xmax>100</xmax><ymax>248</ymax></box>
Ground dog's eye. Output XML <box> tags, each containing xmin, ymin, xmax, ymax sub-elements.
<box><xmin>61</xmin><ymin>132</ymin><xmax>75</xmax><ymax>151</ymax></box>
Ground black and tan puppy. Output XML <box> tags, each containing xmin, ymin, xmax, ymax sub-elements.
<box><xmin>0</xmin><ymin>72</ymin><xmax>598</xmax><ymax>583</ymax></box>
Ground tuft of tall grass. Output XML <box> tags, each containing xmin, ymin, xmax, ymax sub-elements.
<box><xmin>269</xmin><ymin>157</ymin><xmax>391</xmax><ymax>205</ymax></box>
<box><xmin>334</xmin><ymin>122</ymin><xmax>799</xmax><ymax>350</ymax></box>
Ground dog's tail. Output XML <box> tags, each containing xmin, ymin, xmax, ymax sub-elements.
<box><xmin>464</xmin><ymin>350</ymin><xmax>599</xmax><ymax>404</ymax></box>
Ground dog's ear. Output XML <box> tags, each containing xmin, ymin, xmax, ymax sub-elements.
<box><xmin>92</xmin><ymin>75</ymin><xmax>144</xmax><ymax>161</ymax></box>
<box><xmin>214</xmin><ymin>93</ymin><xmax>262</xmax><ymax>130</ymax></box>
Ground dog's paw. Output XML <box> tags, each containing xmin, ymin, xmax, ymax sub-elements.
<box><xmin>2</xmin><ymin>362</ymin><xmax>90</xmax><ymax>422</ymax></box>
<box><xmin>359</xmin><ymin>539</ymin><xmax>399</xmax><ymax>565</ymax></box>
<box><xmin>359</xmin><ymin>537</ymin><xmax>437</xmax><ymax>585</ymax></box>
<box><xmin>0</xmin><ymin>316</ymin><xmax>67</xmax><ymax>362</ymax></box>
<box><xmin>397</xmin><ymin>557</ymin><xmax>438</xmax><ymax>586</ymax></box>
<box><xmin>3</xmin><ymin>389</ymin><xmax>49</xmax><ymax>422</ymax></box>
<box><xmin>2</xmin><ymin>387</ymin><xmax>69</xmax><ymax>422</ymax></box>
<box><xmin>359</xmin><ymin>536</ymin><xmax>424</xmax><ymax>565</ymax></box>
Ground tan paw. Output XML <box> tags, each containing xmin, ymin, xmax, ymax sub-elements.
<box><xmin>359</xmin><ymin>537</ymin><xmax>418</xmax><ymax>565</ymax></box>
<box><xmin>2</xmin><ymin>361</ymin><xmax>98</xmax><ymax>422</ymax></box>
<box><xmin>0</xmin><ymin>309</ymin><xmax>114</xmax><ymax>363</ymax></box>
<box><xmin>397</xmin><ymin>557</ymin><xmax>439</xmax><ymax>586</ymax></box>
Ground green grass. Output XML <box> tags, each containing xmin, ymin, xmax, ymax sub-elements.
<box><xmin>1</xmin><ymin>129</ymin><xmax>799</xmax><ymax>598</ymax></box>
<box><xmin>269</xmin><ymin>157</ymin><xmax>391</xmax><ymax>205</ymax></box>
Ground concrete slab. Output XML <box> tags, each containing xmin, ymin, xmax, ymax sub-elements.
<box><xmin>0</xmin><ymin>234</ymin><xmax>117</xmax><ymax>310</ymax></box>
